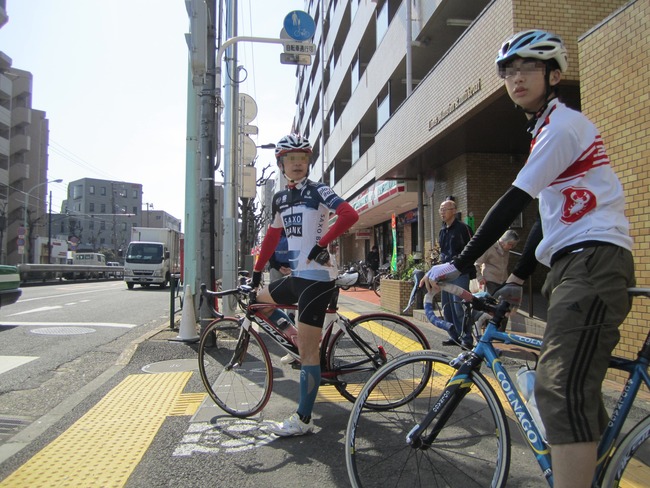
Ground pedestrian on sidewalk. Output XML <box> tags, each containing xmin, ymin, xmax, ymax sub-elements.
<box><xmin>438</xmin><ymin>197</ymin><xmax>475</xmax><ymax>349</ymax></box>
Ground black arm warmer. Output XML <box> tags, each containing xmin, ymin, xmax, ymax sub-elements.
<box><xmin>511</xmin><ymin>218</ymin><xmax>543</xmax><ymax>280</ymax></box>
<box><xmin>452</xmin><ymin>186</ymin><xmax>533</xmax><ymax>272</ymax></box>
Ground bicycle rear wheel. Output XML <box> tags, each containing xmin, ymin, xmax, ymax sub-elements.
<box><xmin>327</xmin><ymin>313</ymin><xmax>429</xmax><ymax>406</ymax></box>
<box><xmin>372</xmin><ymin>274</ymin><xmax>381</xmax><ymax>296</ymax></box>
<box><xmin>198</xmin><ymin>318</ymin><xmax>273</xmax><ymax>418</ymax></box>
<box><xmin>600</xmin><ymin>415</ymin><xmax>650</xmax><ymax>487</ymax></box>
<box><xmin>346</xmin><ymin>350</ymin><xmax>511</xmax><ymax>488</ymax></box>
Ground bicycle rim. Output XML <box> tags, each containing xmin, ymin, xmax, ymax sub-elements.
<box><xmin>328</xmin><ymin>313</ymin><xmax>429</xmax><ymax>406</ymax></box>
<box><xmin>198</xmin><ymin>318</ymin><xmax>272</xmax><ymax>418</ymax></box>
<box><xmin>600</xmin><ymin>415</ymin><xmax>650</xmax><ymax>487</ymax></box>
<box><xmin>346</xmin><ymin>351</ymin><xmax>511</xmax><ymax>488</ymax></box>
<box><xmin>372</xmin><ymin>276</ymin><xmax>381</xmax><ymax>297</ymax></box>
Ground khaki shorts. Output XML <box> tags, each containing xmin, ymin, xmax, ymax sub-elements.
<box><xmin>535</xmin><ymin>245</ymin><xmax>635</xmax><ymax>445</ymax></box>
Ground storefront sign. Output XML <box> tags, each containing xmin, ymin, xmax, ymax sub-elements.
<box><xmin>355</xmin><ymin>229</ymin><xmax>371</xmax><ymax>240</ymax></box>
<box><xmin>350</xmin><ymin>180</ymin><xmax>406</xmax><ymax>215</ymax></box>
<box><xmin>428</xmin><ymin>79</ymin><xmax>482</xmax><ymax>130</ymax></box>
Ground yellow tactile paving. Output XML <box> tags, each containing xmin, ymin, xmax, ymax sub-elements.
<box><xmin>338</xmin><ymin>310</ymin><xmax>424</xmax><ymax>352</ymax></box>
<box><xmin>0</xmin><ymin>372</ymin><xmax>191</xmax><ymax>488</ymax></box>
<box><xmin>169</xmin><ymin>392</ymin><xmax>207</xmax><ymax>416</ymax></box>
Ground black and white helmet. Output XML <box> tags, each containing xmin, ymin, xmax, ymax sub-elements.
<box><xmin>496</xmin><ymin>30</ymin><xmax>568</xmax><ymax>75</ymax></box>
<box><xmin>275</xmin><ymin>134</ymin><xmax>312</xmax><ymax>161</ymax></box>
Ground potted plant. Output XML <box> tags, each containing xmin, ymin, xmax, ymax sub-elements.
<box><xmin>380</xmin><ymin>254</ymin><xmax>425</xmax><ymax>315</ymax></box>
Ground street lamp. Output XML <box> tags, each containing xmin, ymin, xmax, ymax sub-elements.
<box><xmin>143</xmin><ymin>202</ymin><xmax>154</xmax><ymax>226</ymax></box>
<box><xmin>22</xmin><ymin>178</ymin><xmax>63</xmax><ymax>264</ymax></box>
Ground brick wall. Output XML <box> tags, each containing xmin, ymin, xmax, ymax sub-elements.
<box><xmin>578</xmin><ymin>0</ymin><xmax>649</xmax><ymax>382</ymax></box>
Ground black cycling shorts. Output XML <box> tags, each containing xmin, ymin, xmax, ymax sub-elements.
<box><xmin>268</xmin><ymin>276</ymin><xmax>336</xmax><ymax>327</ymax></box>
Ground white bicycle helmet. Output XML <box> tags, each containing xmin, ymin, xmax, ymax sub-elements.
<box><xmin>275</xmin><ymin>134</ymin><xmax>312</xmax><ymax>160</ymax></box>
<box><xmin>496</xmin><ymin>29</ymin><xmax>568</xmax><ymax>75</ymax></box>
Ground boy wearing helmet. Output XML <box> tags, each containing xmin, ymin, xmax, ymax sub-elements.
<box><xmin>423</xmin><ymin>30</ymin><xmax>634</xmax><ymax>486</ymax></box>
<box><xmin>252</xmin><ymin>134</ymin><xmax>359</xmax><ymax>436</ymax></box>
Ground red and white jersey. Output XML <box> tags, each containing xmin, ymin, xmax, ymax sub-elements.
<box><xmin>270</xmin><ymin>179</ymin><xmax>344</xmax><ymax>281</ymax></box>
<box><xmin>513</xmin><ymin>99</ymin><xmax>632</xmax><ymax>266</ymax></box>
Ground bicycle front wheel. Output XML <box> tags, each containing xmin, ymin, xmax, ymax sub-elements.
<box><xmin>346</xmin><ymin>350</ymin><xmax>511</xmax><ymax>488</ymax></box>
<box><xmin>600</xmin><ymin>415</ymin><xmax>650</xmax><ymax>487</ymax></box>
<box><xmin>328</xmin><ymin>313</ymin><xmax>429</xmax><ymax>406</ymax></box>
<box><xmin>198</xmin><ymin>318</ymin><xmax>273</xmax><ymax>418</ymax></box>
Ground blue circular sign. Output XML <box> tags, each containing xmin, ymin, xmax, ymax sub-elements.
<box><xmin>283</xmin><ymin>10</ymin><xmax>315</xmax><ymax>41</ymax></box>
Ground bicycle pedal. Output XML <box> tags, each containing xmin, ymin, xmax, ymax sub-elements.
<box><xmin>290</xmin><ymin>361</ymin><xmax>302</xmax><ymax>370</ymax></box>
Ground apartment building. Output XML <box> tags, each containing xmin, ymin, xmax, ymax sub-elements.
<box><xmin>61</xmin><ymin>178</ymin><xmax>144</xmax><ymax>255</ymax></box>
<box><xmin>294</xmin><ymin>0</ymin><xmax>648</xmax><ymax>374</ymax></box>
<box><xmin>0</xmin><ymin>61</ymin><xmax>51</xmax><ymax>265</ymax></box>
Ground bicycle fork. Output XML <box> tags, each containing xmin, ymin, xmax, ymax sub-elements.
<box><xmin>406</xmin><ymin>352</ymin><xmax>481</xmax><ymax>449</ymax></box>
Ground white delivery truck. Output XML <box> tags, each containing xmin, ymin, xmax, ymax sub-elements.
<box><xmin>123</xmin><ymin>227</ymin><xmax>182</xmax><ymax>289</ymax></box>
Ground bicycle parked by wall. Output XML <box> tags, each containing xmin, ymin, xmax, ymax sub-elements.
<box><xmin>345</xmin><ymin>283</ymin><xmax>650</xmax><ymax>487</ymax></box>
<box><xmin>197</xmin><ymin>278</ymin><xmax>430</xmax><ymax>418</ymax></box>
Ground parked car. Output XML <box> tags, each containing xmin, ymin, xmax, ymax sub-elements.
<box><xmin>0</xmin><ymin>265</ymin><xmax>22</xmax><ymax>308</ymax></box>
<box><xmin>106</xmin><ymin>262</ymin><xmax>123</xmax><ymax>279</ymax></box>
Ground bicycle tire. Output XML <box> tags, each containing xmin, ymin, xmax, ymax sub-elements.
<box><xmin>372</xmin><ymin>274</ymin><xmax>381</xmax><ymax>297</ymax></box>
<box><xmin>197</xmin><ymin>318</ymin><xmax>273</xmax><ymax>418</ymax></box>
<box><xmin>600</xmin><ymin>415</ymin><xmax>650</xmax><ymax>487</ymax></box>
<box><xmin>327</xmin><ymin>313</ymin><xmax>430</xmax><ymax>406</ymax></box>
<box><xmin>346</xmin><ymin>350</ymin><xmax>511</xmax><ymax>488</ymax></box>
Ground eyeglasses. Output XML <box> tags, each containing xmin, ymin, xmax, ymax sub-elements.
<box><xmin>283</xmin><ymin>153</ymin><xmax>310</xmax><ymax>163</ymax></box>
<box><xmin>499</xmin><ymin>60</ymin><xmax>546</xmax><ymax>79</ymax></box>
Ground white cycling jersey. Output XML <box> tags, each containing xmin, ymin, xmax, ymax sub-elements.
<box><xmin>270</xmin><ymin>178</ymin><xmax>344</xmax><ymax>281</ymax></box>
<box><xmin>513</xmin><ymin>99</ymin><xmax>632</xmax><ymax>266</ymax></box>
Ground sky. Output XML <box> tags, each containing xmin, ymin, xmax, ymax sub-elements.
<box><xmin>0</xmin><ymin>0</ymin><xmax>305</xmax><ymax>230</ymax></box>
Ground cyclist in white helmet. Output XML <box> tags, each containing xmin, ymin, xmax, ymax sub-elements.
<box><xmin>423</xmin><ymin>30</ymin><xmax>635</xmax><ymax>487</ymax></box>
<box><xmin>252</xmin><ymin>134</ymin><xmax>359</xmax><ymax>436</ymax></box>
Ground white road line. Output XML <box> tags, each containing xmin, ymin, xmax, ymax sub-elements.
<box><xmin>0</xmin><ymin>356</ymin><xmax>38</xmax><ymax>375</ymax></box>
<box><xmin>8</xmin><ymin>306</ymin><xmax>63</xmax><ymax>316</ymax></box>
<box><xmin>1</xmin><ymin>322</ymin><xmax>138</xmax><ymax>328</ymax></box>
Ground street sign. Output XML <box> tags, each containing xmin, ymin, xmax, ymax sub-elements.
<box><xmin>283</xmin><ymin>10</ymin><xmax>315</xmax><ymax>41</ymax></box>
<box><xmin>238</xmin><ymin>93</ymin><xmax>258</xmax><ymax>123</ymax></box>
<box><xmin>280</xmin><ymin>53</ymin><xmax>312</xmax><ymax>66</ymax></box>
<box><xmin>283</xmin><ymin>42</ymin><xmax>317</xmax><ymax>55</ymax></box>
<box><xmin>241</xmin><ymin>135</ymin><xmax>257</xmax><ymax>165</ymax></box>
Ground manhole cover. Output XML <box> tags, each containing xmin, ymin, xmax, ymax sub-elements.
<box><xmin>31</xmin><ymin>327</ymin><xmax>96</xmax><ymax>335</ymax></box>
<box><xmin>142</xmin><ymin>359</ymin><xmax>198</xmax><ymax>374</ymax></box>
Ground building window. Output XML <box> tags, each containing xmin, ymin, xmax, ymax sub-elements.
<box><xmin>100</xmin><ymin>221</ymin><xmax>106</xmax><ymax>231</ymax></box>
<box><xmin>376</xmin><ymin>0</ymin><xmax>389</xmax><ymax>48</ymax></box>
<box><xmin>100</xmin><ymin>186</ymin><xmax>106</xmax><ymax>196</ymax></box>
<box><xmin>89</xmin><ymin>221</ymin><xmax>94</xmax><ymax>230</ymax></box>
<box><xmin>89</xmin><ymin>185</ymin><xmax>95</xmax><ymax>195</ymax></box>
<box><xmin>351</xmin><ymin>52</ymin><xmax>360</xmax><ymax>92</ymax></box>
<box><xmin>352</xmin><ymin>127</ymin><xmax>360</xmax><ymax>163</ymax></box>
<box><xmin>133</xmin><ymin>206</ymin><xmax>138</xmax><ymax>215</ymax></box>
<box><xmin>101</xmin><ymin>203</ymin><xmax>106</xmax><ymax>213</ymax></box>
<box><xmin>132</xmin><ymin>189</ymin><xmax>138</xmax><ymax>199</ymax></box>
<box><xmin>89</xmin><ymin>203</ymin><xmax>95</xmax><ymax>212</ymax></box>
<box><xmin>377</xmin><ymin>83</ymin><xmax>391</xmax><ymax>129</ymax></box>
<box><xmin>122</xmin><ymin>222</ymin><xmax>127</xmax><ymax>231</ymax></box>
<box><xmin>72</xmin><ymin>185</ymin><xmax>83</xmax><ymax>200</ymax></box>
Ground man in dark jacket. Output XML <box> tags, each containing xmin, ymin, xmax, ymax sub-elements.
<box><xmin>438</xmin><ymin>198</ymin><xmax>475</xmax><ymax>348</ymax></box>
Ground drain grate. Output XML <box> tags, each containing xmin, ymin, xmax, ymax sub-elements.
<box><xmin>0</xmin><ymin>416</ymin><xmax>32</xmax><ymax>441</ymax></box>
<box><xmin>30</xmin><ymin>327</ymin><xmax>96</xmax><ymax>335</ymax></box>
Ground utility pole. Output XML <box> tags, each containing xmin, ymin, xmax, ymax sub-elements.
<box><xmin>198</xmin><ymin>0</ymin><xmax>217</xmax><ymax>327</ymax></box>
<box><xmin>221</xmin><ymin>0</ymin><xmax>239</xmax><ymax>315</ymax></box>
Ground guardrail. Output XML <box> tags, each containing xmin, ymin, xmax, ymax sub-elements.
<box><xmin>17</xmin><ymin>263</ymin><xmax>124</xmax><ymax>282</ymax></box>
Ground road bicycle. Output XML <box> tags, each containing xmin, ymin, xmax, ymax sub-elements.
<box><xmin>345</xmin><ymin>283</ymin><xmax>650</xmax><ymax>487</ymax></box>
<box><xmin>197</xmin><ymin>280</ymin><xmax>430</xmax><ymax>418</ymax></box>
